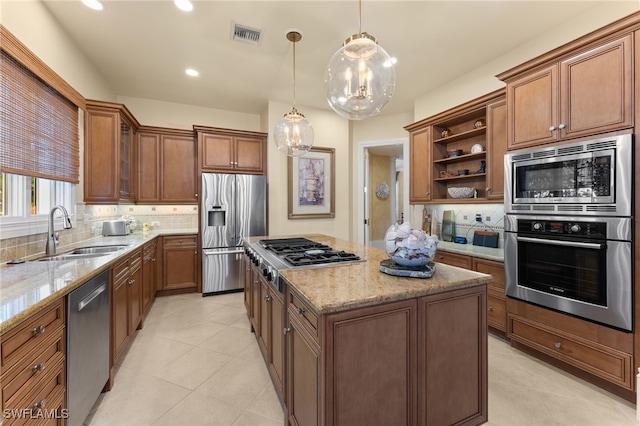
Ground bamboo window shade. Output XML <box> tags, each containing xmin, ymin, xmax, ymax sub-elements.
<box><xmin>0</xmin><ymin>49</ymin><xmax>80</xmax><ymax>183</ymax></box>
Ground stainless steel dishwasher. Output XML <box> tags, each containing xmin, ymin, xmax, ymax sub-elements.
<box><xmin>67</xmin><ymin>269</ymin><xmax>110</xmax><ymax>426</ymax></box>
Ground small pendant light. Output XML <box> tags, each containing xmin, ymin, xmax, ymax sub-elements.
<box><xmin>324</xmin><ymin>0</ymin><xmax>396</xmax><ymax>120</ymax></box>
<box><xmin>274</xmin><ymin>31</ymin><xmax>314</xmax><ymax>157</ymax></box>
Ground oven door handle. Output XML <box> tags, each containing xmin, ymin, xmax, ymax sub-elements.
<box><xmin>516</xmin><ymin>236</ymin><xmax>604</xmax><ymax>250</ymax></box>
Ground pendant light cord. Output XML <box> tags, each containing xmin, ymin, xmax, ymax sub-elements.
<box><xmin>292</xmin><ymin>39</ymin><xmax>296</xmax><ymax>108</ymax></box>
<box><xmin>358</xmin><ymin>0</ymin><xmax>362</xmax><ymax>36</ymax></box>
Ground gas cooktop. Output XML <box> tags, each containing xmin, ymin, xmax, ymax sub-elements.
<box><xmin>258</xmin><ymin>238</ymin><xmax>362</xmax><ymax>267</ymax></box>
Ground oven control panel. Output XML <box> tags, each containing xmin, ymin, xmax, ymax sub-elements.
<box><xmin>517</xmin><ymin>219</ymin><xmax>606</xmax><ymax>239</ymax></box>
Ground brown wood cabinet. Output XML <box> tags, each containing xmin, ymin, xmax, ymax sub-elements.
<box><xmin>141</xmin><ymin>240</ymin><xmax>157</xmax><ymax>320</ymax></box>
<box><xmin>158</xmin><ymin>235</ymin><xmax>198</xmax><ymax>294</ymax></box>
<box><xmin>437</xmin><ymin>250</ymin><xmax>506</xmax><ymax>333</ymax></box>
<box><xmin>194</xmin><ymin>125</ymin><xmax>267</xmax><ymax>174</ymax></box>
<box><xmin>405</xmin><ymin>90</ymin><xmax>506</xmax><ymax>204</ymax></box>
<box><xmin>85</xmin><ymin>100</ymin><xmax>140</xmax><ymax>204</ymax></box>
<box><xmin>499</xmin><ymin>33</ymin><xmax>633</xmax><ymax>149</ymax></box>
<box><xmin>111</xmin><ymin>249</ymin><xmax>143</xmax><ymax>370</ymax></box>
<box><xmin>137</xmin><ymin>127</ymin><xmax>198</xmax><ymax>204</ymax></box>
<box><xmin>0</xmin><ymin>299</ymin><xmax>66</xmax><ymax>424</ymax></box>
<box><xmin>281</xmin><ymin>283</ymin><xmax>487</xmax><ymax>426</ymax></box>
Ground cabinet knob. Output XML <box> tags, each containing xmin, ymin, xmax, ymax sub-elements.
<box><xmin>558</xmin><ymin>123</ymin><xmax>566</xmax><ymax>129</ymax></box>
<box><xmin>195</xmin><ymin>193</ymin><xmax>198</xmax><ymax>197</ymax></box>
<box><xmin>549</xmin><ymin>125</ymin><xmax>556</xmax><ymax>131</ymax></box>
<box><xmin>488</xmin><ymin>306</ymin><xmax>493</xmax><ymax>312</ymax></box>
<box><xmin>426</xmin><ymin>191</ymin><xmax>430</xmax><ymax>196</ymax></box>
<box><xmin>31</xmin><ymin>325</ymin><xmax>46</xmax><ymax>336</ymax></box>
<box><xmin>32</xmin><ymin>362</ymin><xmax>46</xmax><ymax>373</ymax></box>
<box><xmin>32</xmin><ymin>399</ymin><xmax>46</xmax><ymax>409</ymax></box>
<box><xmin>264</xmin><ymin>295</ymin><xmax>271</xmax><ymax>302</ymax></box>
<box><xmin>297</xmin><ymin>307</ymin><xmax>306</xmax><ymax>314</ymax></box>
<box><xmin>486</xmin><ymin>187</ymin><xmax>490</xmax><ymax>192</ymax></box>
<box><xmin>283</xmin><ymin>327</ymin><xmax>291</xmax><ymax>335</ymax></box>
<box><xmin>554</xmin><ymin>342</ymin><xmax>562</xmax><ymax>349</ymax></box>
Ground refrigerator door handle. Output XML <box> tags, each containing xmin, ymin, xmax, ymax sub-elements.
<box><xmin>203</xmin><ymin>248</ymin><xmax>245</xmax><ymax>256</ymax></box>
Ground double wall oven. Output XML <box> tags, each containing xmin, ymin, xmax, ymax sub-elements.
<box><xmin>504</xmin><ymin>131</ymin><xmax>633</xmax><ymax>331</ymax></box>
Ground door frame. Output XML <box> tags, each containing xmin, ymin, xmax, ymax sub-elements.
<box><xmin>356</xmin><ymin>138</ymin><xmax>409</xmax><ymax>246</ymax></box>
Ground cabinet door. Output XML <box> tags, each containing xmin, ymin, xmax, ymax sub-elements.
<box><xmin>250</xmin><ymin>264</ymin><xmax>261</xmax><ymax>337</ymax></box>
<box><xmin>112</xmin><ymin>273</ymin><xmax>130</xmax><ymax>364</ymax></box>
<box><xmin>162</xmin><ymin>238</ymin><xmax>198</xmax><ymax>291</ymax></box>
<box><xmin>234</xmin><ymin>136</ymin><xmax>265</xmax><ymax>173</ymax></box>
<box><xmin>559</xmin><ymin>34</ymin><xmax>633</xmax><ymax>139</ymax></box>
<box><xmin>119</xmin><ymin>119</ymin><xmax>136</xmax><ymax>201</ymax></box>
<box><xmin>129</xmin><ymin>263</ymin><xmax>143</xmax><ymax>334</ymax></box>
<box><xmin>161</xmin><ymin>134</ymin><xmax>198</xmax><ymax>203</ymax></box>
<box><xmin>85</xmin><ymin>108</ymin><xmax>119</xmax><ymax>203</ymax></box>
<box><xmin>473</xmin><ymin>258</ymin><xmax>506</xmax><ymax>332</ymax></box>
<box><xmin>418</xmin><ymin>286</ymin><xmax>487</xmax><ymax>426</ymax></box>
<box><xmin>270</xmin><ymin>291</ymin><xmax>285</xmax><ymax>398</ymax></box>
<box><xmin>286</xmin><ymin>316</ymin><xmax>320</xmax><ymax>426</ymax></box>
<box><xmin>142</xmin><ymin>242</ymin><xmax>157</xmax><ymax>315</ymax></box>
<box><xmin>243</xmin><ymin>256</ymin><xmax>253</xmax><ymax>323</ymax></box>
<box><xmin>258</xmin><ymin>277</ymin><xmax>270</xmax><ymax>360</ymax></box>
<box><xmin>507</xmin><ymin>65</ymin><xmax>558</xmax><ymax>149</ymax></box>
<box><xmin>137</xmin><ymin>132</ymin><xmax>161</xmax><ymax>203</ymax></box>
<box><xmin>486</xmin><ymin>98</ymin><xmax>507</xmax><ymax>200</ymax></box>
<box><xmin>434</xmin><ymin>251</ymin><xmax>472</xmax><ymax>269</ymax></box>
<box><xmin>409</xmin><ymin>127</ymin><xmax>431</xmax><ymax>203</ymax></box>
<box><xmin>201</xmin><ymin>133</ymin><xmax>235</xmax><ymax>171</ymax></box>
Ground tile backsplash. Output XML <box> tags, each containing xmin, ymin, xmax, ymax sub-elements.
<box><xmin>0</xmin><ymin>204</ymin><xmax>198</xmax><ymax>263</ymax></box>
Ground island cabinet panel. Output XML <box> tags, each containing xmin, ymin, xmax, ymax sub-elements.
<box><xmin>473</xmin><ymin>258</ymin><xmax>506</xmax><ymax>333</ymax></box>
<box><xmin>418</xmin><ymin>286</ymin><xmax>488</xmax><ymax>426</ymax></box>
<box><xmin>434</xmin><ymin>251</ymin><xmax>472</xmax><ymax>269</ymax></box>
<box><xmin>501</xmin><ymin>33</ymin><xmax>633</xmax><ymax>150</ymax></box>
<box><xmin>324</xmin><ymin>300</ymin><xmax>417</xmax><ymax>426</ymax></box>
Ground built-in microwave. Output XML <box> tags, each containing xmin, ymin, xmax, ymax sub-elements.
<box><xmin>504</xmin><ymin>131</ymin><xmax>633</xmax><ymax>217</ymax></box>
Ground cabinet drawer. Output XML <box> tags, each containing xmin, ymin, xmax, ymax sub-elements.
<box><xmin>112</xmin><ymin>258</ymin><xmax>130</xmax><ymax>284</ymax></box>
<box><xmin>487</xmin><ymin>290</ymin><xmax>506</xmax><ymax>332</ymax></box>
<box><xmin>434</xmin><ymin>251</ymin><xmax>472</xmax><ymax>269</ymax></box>
<box><xmin>473</xmin><ymin>259</ymin><xmax>504</xmax><ymax>292</ymax></box>
<box><xmin>288</xmin><ymin>290</ymin><xmax>319</xmax><ymax>342</ymax></box>
<box><xmin>5</xmin><ymin>356</ymin><xmax>65</xmax><ymax>422</ymax></box>
<box><xmin>163</xmin><ymin>235</ymin><xmax>197</xmax><ymax>247</ymax></box>
<box><xmin>1</xmin><ymin>300</ymin><xmax>65</xmax><ymax>369</ymax></box>
<box><xmin>1</xmin><ymin>327</ymin><xmax>65</xmax><ymax>408</ymax></box>
<box><xmin>129</xmin><ymin>249</ymin><xmax>143</xmax><ymax>272</ymax></box>
<box><xmin>508</xmin><ymin>314</ymin><xmax>632</xmax><ymax>389</ymax></box>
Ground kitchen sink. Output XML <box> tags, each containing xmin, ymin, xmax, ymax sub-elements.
<box><xmin>67</xmin><ymin>245</ymin><xmax>129</xmax><ymax>255</ymax></box>
<box><xmin>38</xmin><ymin>253</ymin><xmax>110</xmax><ymax>262</ymax></box>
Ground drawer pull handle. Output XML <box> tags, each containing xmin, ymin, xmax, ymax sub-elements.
<box><xmin>283</xmin><ymin>327</ymin><xmax>291</xmax><ymax>335</ymax></box>
<box><xmin>297</xmin><ymin>307</ymin><xmax>306</xmax><ymax>315</ymax></box>
<box><xmin>31</xmin><ymin>325</ymin><xmax>46</xmax><ymax>336</ymax></box>
<box><xmin>554</xmin><ymin>342</ymin><xmax>562</xmax><ymax>349</ymax></box>
<box><xmin>32</xmin><ymin>362</ymin><xmax>46</xmax><ymax>373</ymax></box>
<box><xmin>32</xmin><ymin>399</ymin><xmax>46</xmax><ymax>409</ymax></box>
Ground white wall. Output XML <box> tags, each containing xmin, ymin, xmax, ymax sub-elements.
<box><xmin>0</xmin><ymin>0</ymin><xmax>114</xmax><ymax>102</ymax></box>
<box><xmin>266</xmin><ymin>101</ymin><xmax>350</xmax><ymax>239</ymax></box>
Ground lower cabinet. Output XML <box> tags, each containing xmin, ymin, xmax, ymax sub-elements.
<box><xmin>279</xmin><ymin>282</ymin><xmax>487</xmax><ymax>426</ymax></box>
<box><xmin>158</xmin><ymin>235</ymin><xmax>198</xmax><ymax>295</ymax></box>
<box><xmin>0</xmin><ymin>299</ymin><xmax>67</xmax><ymax>425</ymax></box>
<box><xmin>141</xmin><ymin>240</ymin><xmax>158</xmax><ymax>320</ymax></box>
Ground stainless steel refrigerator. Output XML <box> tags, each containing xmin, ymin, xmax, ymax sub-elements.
<box><xmin>201</xmin><ymin>173</ymin><xmax>266</xmax><ymax>295</ymax></box>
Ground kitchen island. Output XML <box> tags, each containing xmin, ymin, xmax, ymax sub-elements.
<box><xmin>244</xmin><ymin>235</ymin><xmax>492</xmax><ymax>426</ymax></box>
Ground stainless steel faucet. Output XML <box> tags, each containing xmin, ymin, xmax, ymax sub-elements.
<box><xmin>46</xmin><ymin>205</ymin><xmax>73</xmax><ymax>255</ymax></box>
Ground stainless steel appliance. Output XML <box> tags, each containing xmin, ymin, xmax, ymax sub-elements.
<box><xmin>245</xmin><ymin>237</ymin><xmax>364</xmax><ymax>293</ymax></box>
<box><xmin>504</xmin><ymin>131</ymin><xmax>632</xmax><ymax>216</ymax></box>
<box><xmin>504</xmin><ymin>215</ymin><xmax>632</xmax><ymax>331</ymax></box>
<box><xmin>202</xmin><ymin>173</ymin><xmax>266</xmax><ymax>295</ymax></box>
<box><xmin>66</xmin><ymin>269</ymin><xmax>110</xmax><ymax>426</ymax></box>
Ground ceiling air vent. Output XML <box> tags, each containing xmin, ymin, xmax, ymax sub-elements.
<box><xmin>232</xmin><ymin>23</ymin><xmax>263</xmax><ymax>45</ymax></box>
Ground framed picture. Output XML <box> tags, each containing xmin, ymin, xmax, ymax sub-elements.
<box><xmin>288</xmin><ymin>146</ymin><xmax>335</xmax><ymax>219</ymax></box>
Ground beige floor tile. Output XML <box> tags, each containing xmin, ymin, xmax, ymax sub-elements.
<box><xmin>86</xmin><ymin>366</ymin><xmax>190</xmax><ymax>426</ymax></box>
<box><xmin>231</xmin><ymin>411</ymin><xmax>283</xmax><ymax>426</ymax></box>
<box><xmin>198</xmin><ymin>324</ymin><xmax>257</xmax><ymax>356</ymax></box>
<box><xmin>152</xmin><ymin>391</ymin><xmax>243</xmax><ymax>426</ymax></box>
<box><xmin>147</xmin><ymin>346</ymin><xmax>233</xmax><ymax>390</ymax></box>
<box><xmin>194</xmin><ymin>356</ymin><xmax>270</xmax><ymax>409</ymax></box>
<box><xmin>143</xmin><ymin>317</ymin><xmax>228</xmax><ymax>346</ymax></box>
<box><xmin>118</xmin><ymin>332</ymin><xmax>194</xmax><ymax>374</ymax></box>
<box><xmin>243</xmin><ymin>382</ymin><xmax>285</xmax><ymax>422</ymax></box>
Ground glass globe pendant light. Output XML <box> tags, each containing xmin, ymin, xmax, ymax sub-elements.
<box><xmin>274</xmin><ymin>31</ymin><xmax>314</xmax><ymax>157</ymax></box>
<box><xmin>324</xmin><ymin>0</ymin><xmax>396</xmax><ymax>120</ymax></box>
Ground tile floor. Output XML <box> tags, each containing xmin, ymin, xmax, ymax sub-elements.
<box><xmin>86</xmin><ymin>292</ymin><xmax>638</xmax><ymax>426</ymax></box>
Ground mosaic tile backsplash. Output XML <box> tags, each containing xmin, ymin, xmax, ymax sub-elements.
<box><xmin>0</xmin><ymin>204</ymin><xmax>198</xmax><ymax>263</ymax></box>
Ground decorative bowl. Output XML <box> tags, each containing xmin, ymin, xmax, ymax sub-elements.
<box><xmin>447</xmin><ymin>149</ymin><xmax>463</xmax><ymax>158</ymax></box>
<box><xmin>457</xmin><ymin>169</ymin><xmax>469</xmax><ymax>176</ymax></box>
<box><xmin>385</xmin><ymin>222</ymin><xmax>439</xmax><ymax>267</ymax></box>
<box><xmin>448</xmin><ymin>187</ymin><xmax>476</xmax><ymax>198</ymax></box>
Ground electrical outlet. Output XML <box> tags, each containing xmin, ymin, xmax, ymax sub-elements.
<box><xmin>485</xmin><ymin>216</ymin><xmax>491</xmax><ymax>222</ymax></box>
<box><xmin>475</xmin><ymin>213</ymin><xmax>482</xmax><ymax>222</ymax></box>
<box><xmin>463</xmin><ymin>215</ymin><xmax>468</xmax><ymax>220</ymax></box>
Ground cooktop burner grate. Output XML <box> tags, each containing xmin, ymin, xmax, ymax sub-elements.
<box><xmin>258</xmin><ymin>237</ymin><xmax>362</xmax><ymax>267</ymax></box>
<box><xmin>283</xmin><ymin>250</ymin><xmax>362</xmax><ymax>266</ymax></box>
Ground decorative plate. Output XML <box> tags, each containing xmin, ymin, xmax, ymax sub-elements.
<box><xmin>376</xmin><ymin>182</ymin><xmax>390</xmax><ymax>199</ymax></box>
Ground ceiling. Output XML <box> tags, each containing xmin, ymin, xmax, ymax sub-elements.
<box><xmin>41</xmin><ymin>0</ymin><xmax>622</xmax><ymax>117</ymax></box>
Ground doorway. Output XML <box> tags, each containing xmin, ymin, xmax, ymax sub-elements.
<box><xmin>357</xmin><ymin>139</ymin><xmax>409</xmax><ymax>247</ymax></box>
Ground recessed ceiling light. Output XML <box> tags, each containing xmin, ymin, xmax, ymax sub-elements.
<box><xmin>81</xmin><ymin>0</ymin><xmax>103</xmax><ymax>11</ymax></box>
<box><xmin>174</xmin><ymin>0</ymin><xmax>193</xmax><ymax>12</ymax></box>
<box><xmin>185</xmin><ymin>68</ymin><xmax>199</xmax><ymax>77</ymax></box>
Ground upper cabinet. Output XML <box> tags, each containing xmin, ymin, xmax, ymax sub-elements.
<box><xmin>405</xmin><ymin>89</ymin><xmax>506</xmax><ymax>204</ymax></box>
<box><xmin>137</xmin><ymin>127</ymin><xmax>198</xmax><ymax>204</ymax></box>
<box><xmin>85</xmin><ymin>100</ymin><xmax>140</xmax><ymax>204</ymax></box>
<box><xmin>194</xmin><ymin>125</ymin><xmax>267</xmax><ymax>174</ymax></box>
<box><xmin>498</xmin><ymin>33</ymin><xmax>634</xmax><ymax>150</ymax></box>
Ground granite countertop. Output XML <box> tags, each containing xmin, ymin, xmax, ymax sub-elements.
<box><xmin>251</xmin><ymin>235</ymin><xmax>494</xmax><ymax>315</ymax></box>
<box><xmin>0</xmin><ymin>228</ymin><xmax>197</xmax><ymax>334</ymax></box>
<box><xmin>436</xmin><ymin>241</ymin><xmax>504</xmax><ymax>262</ymax></box>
